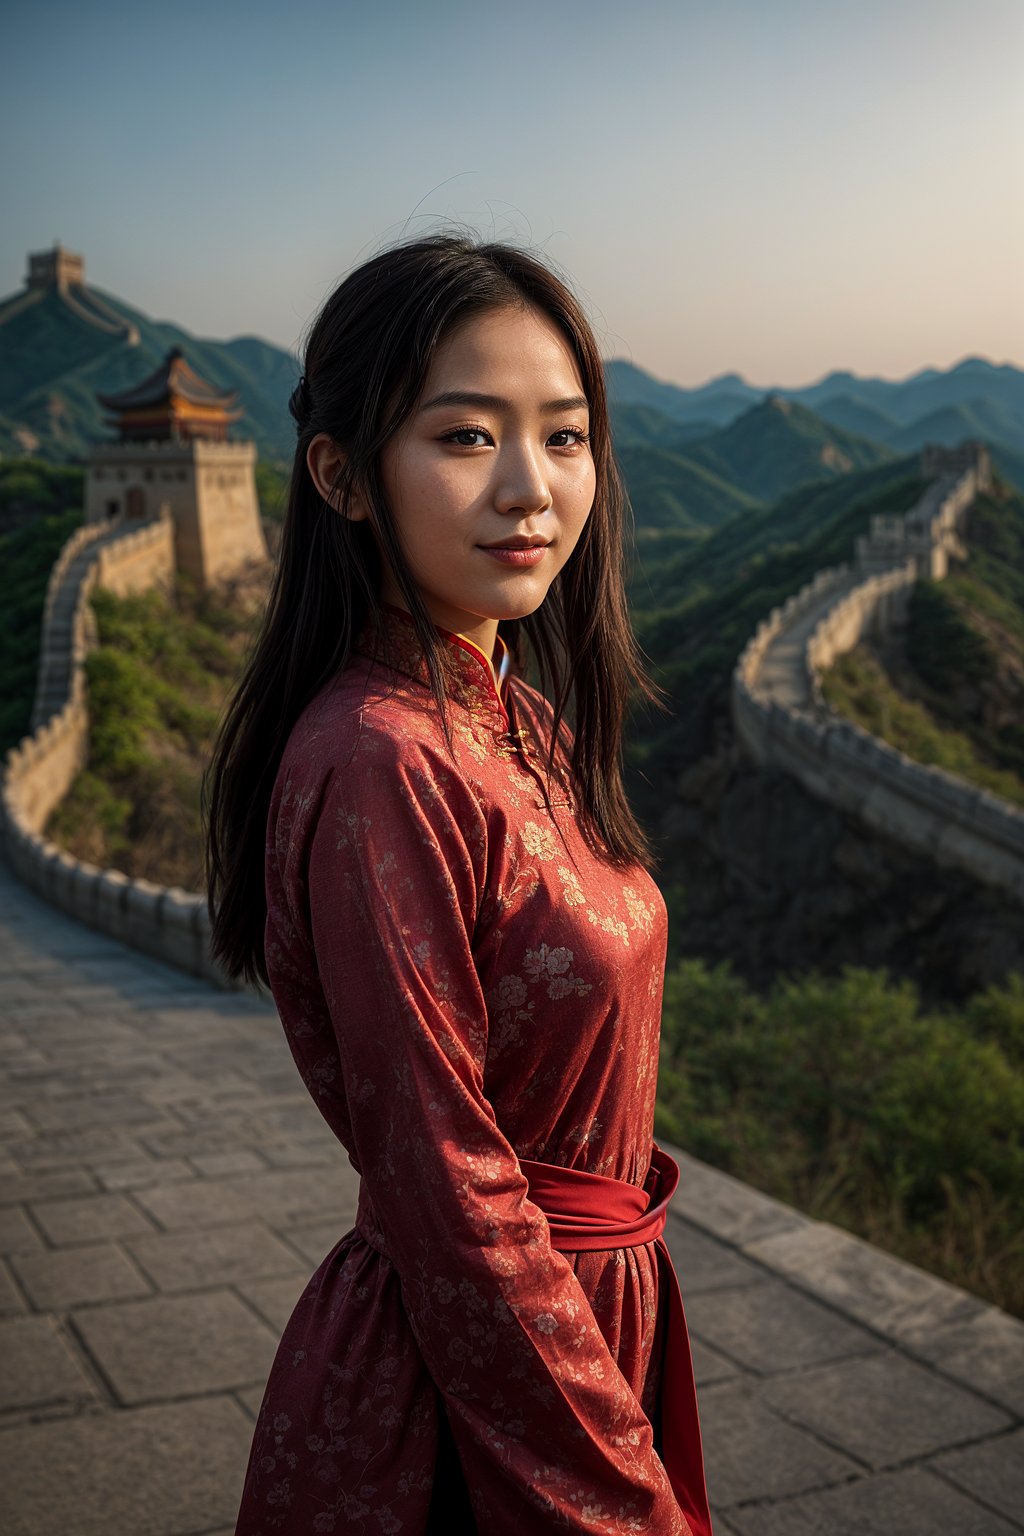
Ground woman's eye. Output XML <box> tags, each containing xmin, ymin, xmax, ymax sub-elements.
<box><xmin>548</xmin><ymin>428</ymin><xmax>590</xmax><ymax>449</ymax></box>
<box><xmin>444</xmin><ymin>427</ymin><xmax>491</xmax><ymax>447</ymax></box>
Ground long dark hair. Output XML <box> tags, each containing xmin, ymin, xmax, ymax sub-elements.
<box><xmin>204</xmin><ymin>234</ymin><xmax>666</xmax><ymax>986</ymax></box>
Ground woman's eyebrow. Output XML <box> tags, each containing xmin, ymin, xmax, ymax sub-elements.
<box><xmin>419</xmin><ymin>389</ymin><xmax>589</xmax><ymax>413</ymax></box>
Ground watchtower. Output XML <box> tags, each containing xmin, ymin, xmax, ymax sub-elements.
<box><xmin>84</xmin><ymin>348</ymin><xmax>268</xmax><ymax>588</ymax></box>
<box><xmin>27</xmin><ymin>244</ymin><xmax>85</xmax><ymax>293</ymax></box>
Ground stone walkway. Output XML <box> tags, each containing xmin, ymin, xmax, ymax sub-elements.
<box><xmin>0</xmin><ymin>847</ymin><xmax>1021</xmax><ymax>1535</ymax></box>
<box><xmin>752</xmin><ymin>569</ymin><xmax>862</xmax><ymax>714</ymax></box>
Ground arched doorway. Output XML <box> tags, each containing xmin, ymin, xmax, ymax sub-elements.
<box><xmin>125</xmin><ymin>486</ymin><xmax>146</xmax><ymax>520</ymax></box>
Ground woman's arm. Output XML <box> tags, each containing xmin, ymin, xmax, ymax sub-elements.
<box><xmin>304</xmin><ymin>722</ymin><xmax>688</xmax><ymax>1536</ymax></box>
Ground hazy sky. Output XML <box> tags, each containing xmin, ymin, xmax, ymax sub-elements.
<box><xmin>3</xmin><ymin>0</ymin><xmax>1022</xmax><ymax>387</ymax></box>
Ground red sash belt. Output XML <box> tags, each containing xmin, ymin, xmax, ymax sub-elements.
<box><xmin>518</xmin><ymin>1143</ymin><xmax>713</xmax><ymax>1536</ymax></box>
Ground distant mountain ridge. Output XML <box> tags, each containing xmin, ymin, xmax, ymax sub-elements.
<box><xmin>607</xmin><ymin>355</ymin><xmax>1024</xmax><ymax>463</ymax></box>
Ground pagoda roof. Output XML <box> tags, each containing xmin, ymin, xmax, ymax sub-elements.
<box><xmin>97</xmin><ymin>347</ymin><xmax>240</xmax><ymax>412</ymax></box>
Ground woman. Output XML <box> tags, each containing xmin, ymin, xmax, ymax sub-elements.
<box><xmin>206</xmin><ymin>235</ymin><xmax>712</xmax><ymax>1536</ymax></box>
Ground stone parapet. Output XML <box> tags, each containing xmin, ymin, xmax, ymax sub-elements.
<box><xmin>94</xmin><ymin>512</ymin><xmax>175</xmax><ymax>597</ymax></box>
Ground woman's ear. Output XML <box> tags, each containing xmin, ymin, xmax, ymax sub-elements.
<box><xmin>306</xmin><ymin>433</ymin><xmax>370</xmax><ymax>521</ymax></box>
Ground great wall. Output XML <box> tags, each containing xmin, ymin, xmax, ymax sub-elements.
<box><xmin>1</xmin><ymin>439</ymin><xmax>1020</xmax><ymax>993</ymax></box>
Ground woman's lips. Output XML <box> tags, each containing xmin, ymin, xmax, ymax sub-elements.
<box><xmin>478</xmin><ymin>545</ymin><xmax>549</xmax><ymax>566</ymax></box>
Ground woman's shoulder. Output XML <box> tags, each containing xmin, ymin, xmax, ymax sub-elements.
<box><xmin>271</xmin><ymin>672</ymin><xmax>488</xmax><ymax>884</ymax></box>
<box><xmin>278</xmin><ymin>663</ymin><xmax>478</xmax><ymax>803</ymax></box>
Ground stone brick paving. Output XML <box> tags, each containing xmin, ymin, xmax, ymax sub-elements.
<box><xmin>0</xmin><ymin>847</ymin><xmax>1021</xmax><ymax>1535</ymax></box>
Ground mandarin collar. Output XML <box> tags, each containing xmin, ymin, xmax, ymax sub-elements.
<box><xmin>353</xmin><ymin>602</ymin><xmax>511</xmax><ymax>730</ymax></box>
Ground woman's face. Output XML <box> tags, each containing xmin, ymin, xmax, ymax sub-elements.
<box><xmin>374</xmin><ymin>303</ymin><xmax>597</xmax><ymax>654</ymax></box>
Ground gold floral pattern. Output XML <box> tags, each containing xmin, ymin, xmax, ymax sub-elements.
<box><xmin>522</xmin><ymin>820</ymin><xmax>559</xmax><ymax>861</ymax></box>
<box><xmin>624</xmin><ymin>885</ymin><xmax>659</xmax><ymax>935</ymax></box>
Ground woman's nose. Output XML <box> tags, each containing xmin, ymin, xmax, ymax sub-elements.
<box><xmin>493</xmin><ymin>442</ymin><xmax>552</xmax><ymax>515</ymax></box>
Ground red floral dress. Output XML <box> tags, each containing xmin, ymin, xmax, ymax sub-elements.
<box><xmin>234</xmin><ymin>603</ymin><xmax>703</xmax><ymax>1535</ymax></box>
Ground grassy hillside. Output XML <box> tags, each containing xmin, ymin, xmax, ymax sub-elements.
<box><xmin>822</xmin><ymin>645</ymin><xmax>1024</xmax><ymax>809</ymax></box>
<box><xmin>681</xmin><ymin>395</ymin><xmax>894</xmax><ymax>503</ymax></box>
<box><xmin>0</xmin><ymin>460</ymin><xmax>288</xmax><ymax>758</ymax></box>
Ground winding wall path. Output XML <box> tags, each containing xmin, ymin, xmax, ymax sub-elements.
<box><xmin>731</xmin><ymin>444</ymin><xmax>1024</xmax><ymax>902</ymax></box>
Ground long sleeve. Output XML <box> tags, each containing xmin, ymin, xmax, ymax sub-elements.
<box><xmin>304</xmin><ymin>724</ymin><xmax>687</xmax><ymax>1536</ymax></box>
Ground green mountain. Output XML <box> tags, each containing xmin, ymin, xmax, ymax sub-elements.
<box><xmin>990</xmin><ymin>443</ymin><xmax>1024</xmax><ymax>494</ymax></box>
<box><xmin>809</xmin><ymin>392</ymin><xmax>905</xmax><ymax>443</ymax></box>
<box><xmin>0</xmin><ymin>281</ymin><xmax>300</xmax><ymax>466</ymax></box>
<box><xmin>612</xmin><ymin>392</ymin><xmax>899</xmax><ymax>531</ymax></box>
<box><xmin>680</xmin><ymin>395</ymin><xmax>894</xmax><ymax>505</ymax></box>
<box><xmin>870</xmin><ymin>357</ymin><xmax>1024</xmax><ymax>428</ymax></box>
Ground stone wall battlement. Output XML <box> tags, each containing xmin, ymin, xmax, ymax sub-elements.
<box><xmin>730</xmin><ymin>441</ymin><xmax>1024</xmax><ymax>901</ymax></box>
